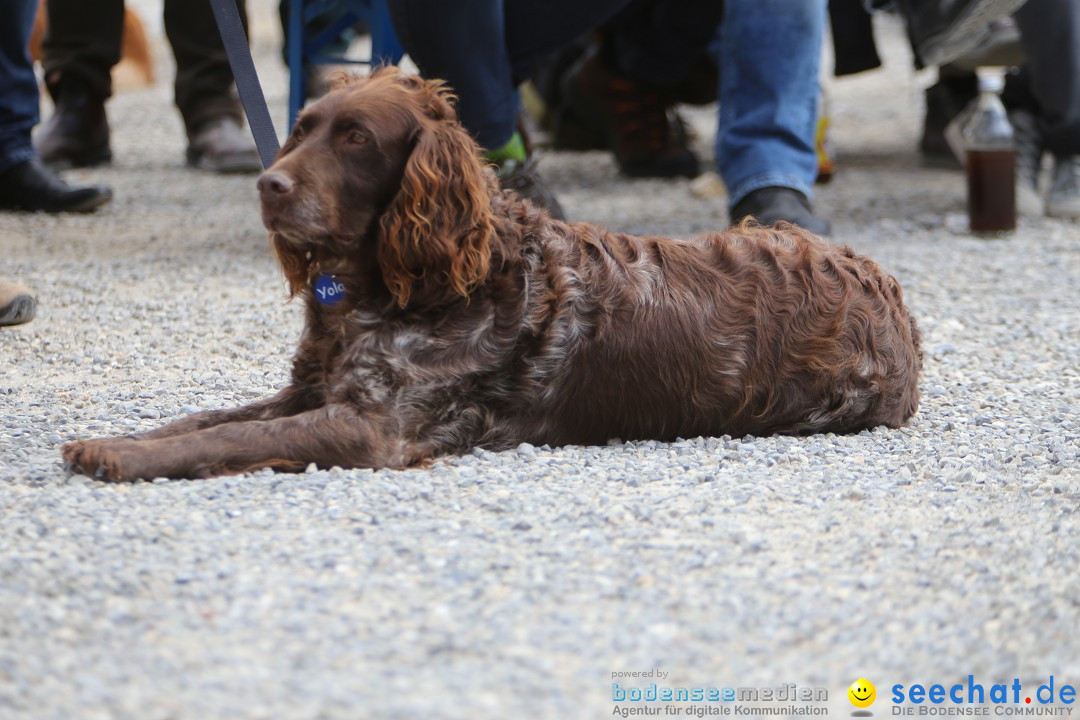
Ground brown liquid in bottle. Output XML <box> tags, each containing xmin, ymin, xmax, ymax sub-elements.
<box><xmin>966</xmin><ymin>149</ymin><xmax>1016</xmax><ymax>234</ymax></box>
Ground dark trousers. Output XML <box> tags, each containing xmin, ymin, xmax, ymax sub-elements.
<box><xmin>604</xmin><ymin>0</ymin><xmax>724</xmax><ymax>90</ymax></box>
<box><xmin>1013</xmin><ymin>0</ymin><xmax>1080</xmax><ymax>156</ymax></box>
<box><xmin>388</xmin><ymin>0</ymin><xmax>630</xmax><ymax>150</ymax></box>
<box><xmin>387</xmin><ymin>0</ymin><xmax>724</xmax><ymax>150</ymax></box>
<box><xmin>41</xmin><ymin>0</ymin><xmax>248</xmax><ymax>135</ymax></box>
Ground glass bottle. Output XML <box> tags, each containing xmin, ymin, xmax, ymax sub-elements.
<box><xmin>962</xmin><ymin>68</ymin><xmax>1016</xmax><ymax>235</ymax></box>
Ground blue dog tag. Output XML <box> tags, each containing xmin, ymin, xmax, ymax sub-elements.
<box><xmin>314</xmin><ymin>274</ymin><xmax>346</xmax><ymax>306</ymax></box>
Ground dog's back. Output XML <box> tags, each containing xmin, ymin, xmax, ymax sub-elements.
<box><xmin>498</xmin><ymin>217</ymin><xmax>922</xmax><ymax>445</ymax></box>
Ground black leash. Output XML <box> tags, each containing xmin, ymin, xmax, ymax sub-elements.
<box><xmin>208</xmin><ymin>0</ymin><xmax>280</xmax><ymax>170</ymax></box>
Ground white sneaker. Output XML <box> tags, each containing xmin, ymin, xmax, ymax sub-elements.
<box><xmin>1011</xmin><ymin>110</ymin><xmax>1044</xmax><ymax>218</ymax></box>
<box><xmin>1047</xmin><ymin>155</ymin><xmax>1080</xmax><ymax>219</ymax></box>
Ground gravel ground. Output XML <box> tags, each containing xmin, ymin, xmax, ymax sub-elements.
<box><xmin>1</xmin><ymin>7</ymin><xmax>1078</xmax><ymax>720</ymax></box>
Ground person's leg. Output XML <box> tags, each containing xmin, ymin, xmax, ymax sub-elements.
<box><xmin>502</xmin><ymin>0</ymin><xmax>631</xmax><ymax>87</ymax></box>
<box><xmin>718</xmin><ymin>0</ymin><xmax>830</xmax><ymax>234</ymax></box>
<box><xmin>1014</xmin><ymin>0</ymin><xmax>1080</xmax><ymax>219</ymax></box>
<box><xmin>164</xmin><ymin>0</ymin><xmax>260</xmax><ymax>172</ymax></box>
<box><xmin>0</xmin><ymin>0</ymin><xmax>40</xmax><ymax>176</ymax></box>
<box><xmin>601</xmin><ymin>0</ymin><xmax>722</xmax><ymax>91</ymax></box>
<box><xmin>553</xmin><ymin>0</ymin><xmax>720</xmax><ymax>178</ymax></box>
<box><xmin>0</xmin><ymin>0</ymin><xmax>112</xmax><ymax>213</ymax></box>
<box><xmin>387</xmin><ymin>0</ymin><xmax>627</xmax><ymax>218</ymax></box>
<box><xmin>40</xmin><ymin>0</ymin><xmax>123</xmax><ymax>101</ymax></box>
<box><xmin>388</xmin><ymin>0</ymin><xmax>626</xmax><ymax>151</ymax></box>
<box><xmin>1013</xmin><ymin>0</ymin><xmax>1080</xmax><ymax>159</ymax></box>
<box><xmin>571</xmin><ymin>0</ymin><xmax>722</xmax><ymax>178</ymax></box>
<box><xmin>388</xmin><ymin>0</ymin><xmax>513</xmax><ymax>151</ymax></box>
<box><xmin>165</xmin><ymin>0</ymin><xmax>246</xmax><ymax>133</ymax></box>
<box><xmin>34</xmin><ymin>0</ymin><xmax>121</xmax><ymax>167</ymax></box>
<box><xmin>829</xmin><ymin>0</ymin><xmax>882</xmax><ymax>78</ymax></box>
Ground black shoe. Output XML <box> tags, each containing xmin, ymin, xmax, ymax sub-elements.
<box><xmin>896</xmin><ymin>0</ymin><xmax>1028</xmax><ymax>68</ymax></box>
<box><xmin>563</xmin><ymin>47</ymin><xmax>699</xmax><ymax>179</ymax></box>
<box><xmin>494</xmin><ymin>157</ymin><xmax>567</xmax><ymax>221</ymax></box>
<box><xmin>0</xmin><ymin>157</ymin><xmax>113</xmax><ymax>213</ymax></box>
<box><xmin>730</xmin><ymin>187</ymin><xmax>831</xmax><ymax>236</ymax></box>
<box><xmin>34</xmin><ymin>77</ymin><xmax>112</xmax><ymax>169</ymax></box>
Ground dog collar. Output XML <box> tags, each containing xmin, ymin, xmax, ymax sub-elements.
<box><xmin>313</xmin><ymin>274</ymin><xmax>346</xmax><ymax>307</ymax></box>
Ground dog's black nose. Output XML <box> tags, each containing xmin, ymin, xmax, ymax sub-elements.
<box><xmin>257</xmin><ymin>171</ymin><xmax>294</xmax><ymax>195</ymax></box>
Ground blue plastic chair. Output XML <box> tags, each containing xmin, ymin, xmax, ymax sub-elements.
<box><xmin>285</xmin><ymin>0</ymin><xmax>405</xmax><ymax>127</ymax></box>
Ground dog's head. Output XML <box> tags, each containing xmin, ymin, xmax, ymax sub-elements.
<box><xmin>258</xmin><ymin>66</ymin><xmax>497</xmax><ymax>308</ymax></box>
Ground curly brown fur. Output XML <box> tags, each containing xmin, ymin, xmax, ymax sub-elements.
<box><xmin>62</xmin><ymin>66</ymin><xmax>922</xmax><ymax>481</ymax></box>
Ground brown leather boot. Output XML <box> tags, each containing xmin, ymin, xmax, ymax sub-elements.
<box><xmin>186</xmin><ymin>116</ymin><xmax>262</xmax><ymax>174</ymax></box>
<box><xmin>562</xmin><ymin>47</ymin><xmax>699</xmax><ymax>179</ymax></box>
<box><xmin>34</xmin><ymin>76</ymin><xmax>112</xmax><ymax>169</ymax></box>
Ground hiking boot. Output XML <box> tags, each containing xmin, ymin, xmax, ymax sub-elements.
<box><xmin>730</xmin><ymin>187</ymin><xmax>831</xmax><ymax>237</ymax></box>
<box><xmin>34</xmin><ymin>77</ymin><xmax>112</xmax><ymax>169</ymax></box>
<box><xmin>1047</xmin><ymin>155</ymin><xmax>1080</xmax><ymax>220</ymax></box>
<box><xmin>0</xmin><ymin>280</ymin><xmax>37</xmax><ymax>327</ymax></box>
<box><xmin>896</xmin><ymin>0</ymin><xmax>1029</xmax><ymax>67</ymax></box>
<box><xmin>563</xmin><ymin>48</ymin><xmax>699</xmax><ymax>179</ymax></box>
<box><xmin>0</xmin><ymin>157</ymin><xmax>113</xmax><ymax>213</ymax></box>
<box><xmin>494</xmin><ymin>157</ymin><xmax>567</xmax><ymax>221</ymax></box>
<box><xmin>186</xmin><ymin>116</ymin><xmax>262</xmax><ymax>174</ymax></box>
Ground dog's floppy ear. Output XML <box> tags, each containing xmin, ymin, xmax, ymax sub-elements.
<box><xmin>376</xmin><ymin>79</ymin><xmax>496</xmax><ymax>308</ymax></box>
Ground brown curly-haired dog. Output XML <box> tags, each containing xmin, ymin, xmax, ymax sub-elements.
<box><xmin>62</xmin><ymin>67</ymin><xmax>922</xmax><ymax>481</ymax></box>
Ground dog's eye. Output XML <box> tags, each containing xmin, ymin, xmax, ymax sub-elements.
<box><xmin>347</xmin><ymin>130</ymin><xmax>368</xmax><ymax>146</ymax></box>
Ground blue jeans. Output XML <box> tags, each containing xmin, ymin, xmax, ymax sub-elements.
<box><xmin>0</xmin><ymin>0</ymin><xmax>39</xmax><ymax>176</ymax></box>
<box><xmin>716</xmin><ymin>0</ymin><xmax>828</xmax><ymax>208</ymax></box>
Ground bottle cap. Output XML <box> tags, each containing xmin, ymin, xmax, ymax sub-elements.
<box><xmin>975</xmin><ymin>67</ymin><xmax>1006</xmax><ymax>93</ymax></box>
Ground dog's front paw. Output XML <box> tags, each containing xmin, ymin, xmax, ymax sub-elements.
<box><xmin>61</xmin><ymin>439</ymin><xmax>139</xmax><ymax>482</ymax></box>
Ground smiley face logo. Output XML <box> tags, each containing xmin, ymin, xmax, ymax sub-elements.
<box><xmin>848</xmin><ymin>678</ymin><xmax>876</xmax><ymax>708</ymax></box>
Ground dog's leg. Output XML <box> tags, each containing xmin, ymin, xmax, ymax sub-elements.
<box><xmin>112</xmin><ymin>385</ymin><xmax>321</xmax><ymax>443</ymax></box>
<box><xmin>59</xmin><ymin>386</ymin><xmax>322</xmax><ymax>473</ymax></box>
<box><xmin>62</xmin><ymin>405</ymin><xmax>422</xmax><ymax>481</ymax></box>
